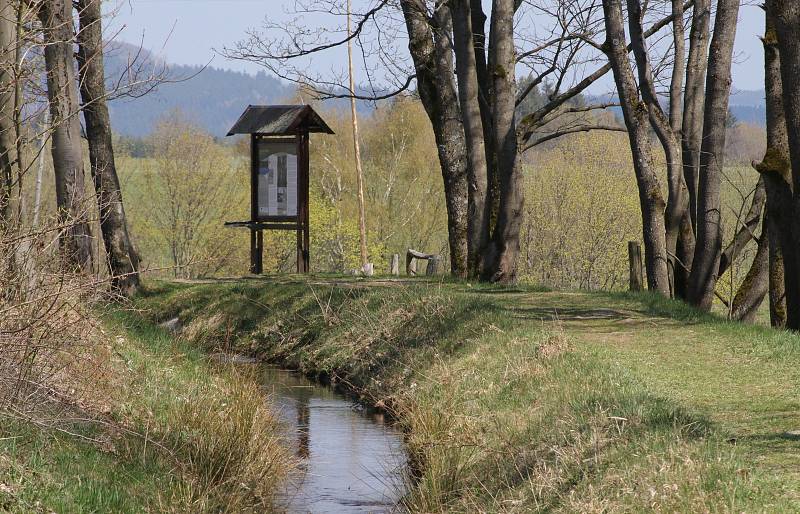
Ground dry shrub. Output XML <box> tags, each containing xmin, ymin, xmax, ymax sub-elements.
<box><xmin>0</xmin><ymin>217</ymin><xmax>112</xmax><ymax>415</ymax></box>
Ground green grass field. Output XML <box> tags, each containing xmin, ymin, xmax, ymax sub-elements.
<box><xmin>124</xmin><ymin>276</ymin><xmax>800</xmax><ymax>512</ymax></box>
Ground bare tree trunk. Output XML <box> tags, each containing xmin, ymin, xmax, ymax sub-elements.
<box><xmin>76</xmin><ymin>0</ymin><xmax>139</xmax><ymax>295</ymax></box>
<box><xmin>672</xmin><ymin>0</ymin><xmax>711</xmax><ymax>299</ymax></box>
<box><xmin>0</xmin><ymin>0</ymin><xmax>15</xmax><ymax>228</ymax></box>
<box><xmin>766</xmin><ymin>208</ymin><xmax>787</xmax><ymax>327</ymax></box>
<box><xmin>400</xmin><ymin>0</ymin><xmax>469</xmax><ymax>278</ymax></box>
<box><xmin>627</xmin><ymin>0</ymin><xmax>691</xmax><ymax>298</ymax></box>
<box><xmin>666</xmin><ymin>0</ymin><xmax>695</xmax><ymax>299</ymax></box>
<box><xmin>481</xmin><ymin>0</ymin><xmax>523</xmax><ymax>283</ymax></box>
<box><xmin>346</xmin><ymin>0</ymin><xmax>369</xmax><ymax>270</ymax></box>
<box><xmin>40</xmin><ymin>0</ymin><xmax>94</xmax><ymax>272</ymax></box>
<box><xmin>681</xmin><ymin>0</ymin><xmax>711</xmax><ymax>230</ymax></box>
<box><xmin>450</xmin><ymin>0</ymin><xmax>489</xmax><ymax>278</ymax></box>
<box><xmin>771</xmin><ymin>0</ymin><xmax>800</xmax><ymax>330</ymax></box>
<box><xmin>469</xmin><ymin>0</ymin><xmax>498</xmax><ymax>236</ymax></box>
<box><xmin>730</xmin><ymin>225</ymin><xmax>769</xmax><ymax>322</ymax></box>
<box><xmin>602</xmin><ymin>0</ymin><xmax>670</xmax><ymax>295</ymax></box>
<box><xmin>758</xmin><ymin>4</ymin><xmax>789</xmax><ymax>328</ymax></box>
<box><xmin>687</xmin><ymin>0</ymin><xmax>740</xmax><ymax>310</ymax></box>
<box><xmin>32</xmin><ymin>111</ymin><xmax>47</xmax><ymax>228</ymax></box>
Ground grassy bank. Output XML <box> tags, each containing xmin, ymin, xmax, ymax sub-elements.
<box><xmin>0</xmin><ymin>308</ymin><xmax>292</xmax><ymax>513</ymax></box>
<box><xmin>132</xmin><ymin>276</ymin><xmax>800</xmax><ymax>512</ymax></box>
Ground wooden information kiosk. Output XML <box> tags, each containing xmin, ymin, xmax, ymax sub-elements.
<box><xmin>225</xmin><ymin>105</ymin><xmax>334</xmax><ymax>274</ymax></box>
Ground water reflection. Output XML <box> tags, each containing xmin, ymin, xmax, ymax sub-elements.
<box><xmin>294</xmin><ymin>388</ymin><xmax>311</xmax><ymax>459</ymax></box>
<box><xmin>261</xmin><ymin>367</ymin><xmax>407</xmax><ymax>513</ymax></box>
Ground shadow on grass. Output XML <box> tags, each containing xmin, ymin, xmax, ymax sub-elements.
<box><xmin>509</xmin><ymin>306</ymin><xmax>631</xmax><ymax>322</ymax></box>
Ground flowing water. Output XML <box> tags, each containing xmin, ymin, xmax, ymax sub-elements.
<box><xmin>260</xmin><ymin>367</ymin><xmax>407</xmax><ymax>513</ymax></box>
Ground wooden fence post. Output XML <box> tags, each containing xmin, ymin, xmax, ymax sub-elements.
<box><xmin>390</xmin><ymin>254</ymin><xmax>400</xmax><ymax>276</ymax></box>
<box><xmin>628</xmin><ymin>241</ymin><xmax>643</xmax><ymax>292</ymax></box>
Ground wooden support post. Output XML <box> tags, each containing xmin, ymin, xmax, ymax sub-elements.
<box><xmin>296</xmin><ymin>231</ymin><xmax>302</xmax><ymax>273</ymax></box>
<box><xmin>250</xmin><ymin>133</ymin><xmax>260</xmax><ymax>275</ymax></box>
<box><xmin>390</xmin><ymin>254</ymin><xmax>400</xmax><ymax>276</ymax></box>
<box><xmin>255</xmin><ymin>230</ymin><xmax>263</xmax><ymax>275</ymax></box>
<box><xmin>302</xmin><ymin>132</ymin><xmax>310</xmax><ymax>273</ymax></box>
<box><xmin>628</xmin><ymin>241</ymin><xmax>643</xmax><ymax>292</ymax></box>
<box><xmin>250</xmin><ymin>229</ymin><xmax>262</xmax><ymax>275</ymax></box>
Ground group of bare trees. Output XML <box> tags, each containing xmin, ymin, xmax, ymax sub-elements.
<box><xmin>602</xmin><ymin>0</ymin><xmax>800</xmax><ymax>330</ymax></box>
<box><xmin>232</xmin><ymin>0</ymin><xmax>800</xmax><ymax>329</ymax></box>
<box><xmin>0</xmin><ymin>0</ymin><xmax>139</xmax><ymax>297</ymax></box>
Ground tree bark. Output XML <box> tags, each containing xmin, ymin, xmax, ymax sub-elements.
<box><xmin>450</xmin><ymin>0</ymin><xmax>489</xmax><ymax>278</ymax></box>
<box><xmin>627</xmin><ymin>0</ymin><xmax>691</xmax><ymax>298</ymax></box>
<box><xmin>771</xmin><ymin>0</ymin><xmax>800</xmax><ymax>330</ymax></box>
<box><xmin>673</xmin><ymin>0</ymin><xmax>711</xmax><ymax>299</ymax></box>
<box><xmin>76</xmin><ymin>0</ymin><xmax>140</xmax><ymax>295</ymax></box>
<box><xmin>687</xmin><ymin>0</ymin><xmax>740</xmax><ymax>311</ymax></box>
<box><xmin>346</xmin><ymin>0</ymin><xmax>369</xmax><ymax>270</ymax></box>
<box><xmin>470</xmin><ymin>0</ymin><xmax>498</xmax><ymax>236</ymax></box>
<box><xmin>481</xmin><ymin>0</ymin><xmax>523</xmax><ymax>283</ymax></box>
<box><xmin>40</xmin><ymin>0</ymin><xmax>95</xmax><ymax>272</ymax></box>
<box><xmin>602</xmin><ymin>0</ymin><xmax>671</xmax><ymax>295</ymax></box>
<box><xmin>730</xmin><ymin>225</ymin><xmax>769</xmax><ymax>323</ymax></box>
<box><xmin>400</xmin><ymin>0</ymin><xmax>469</xmax><ymax>278</ymax></box>
<box><xmin>681</xmin><ymin>0</ymin><xmax>711</xmax><ymax>230</ymax></box>
<box><xmin>0</xmin><ymin>0</ymin><xmax>15</xmax><ymax>228</ymax></box>
<box><xmin>758</xmin><ymin>3</ymin><xmax>789</xmax><ymax>328</ymax></box>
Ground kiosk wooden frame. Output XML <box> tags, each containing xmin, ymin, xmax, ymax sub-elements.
<box><xmin>225</xmin><ymin>105</ymin><xmax>334</xmax><ymax>274</ymax></box>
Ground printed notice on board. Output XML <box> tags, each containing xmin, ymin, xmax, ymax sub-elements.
<box><xmin>257</xmin><ymin>140</ymin><xmax>298</xmax><ymax>217</ymax></box>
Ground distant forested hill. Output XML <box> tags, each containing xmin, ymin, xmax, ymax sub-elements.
<box><xmin>729</xmin><ymin>89</ymin><xmax>766</xmax><ymax>126</ymax></box>
<box><xmin>104</xmin><ymin>42</ymin><xmax>768</xmax><ymax>137</ymax></box>
<box><xmin>105</xmin><ymin>43</ymin><xmax>293</xmax><ymax>137</ymax></box>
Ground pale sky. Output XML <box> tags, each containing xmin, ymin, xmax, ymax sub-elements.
<box><xmin>105</xmin><ymin>0</ymin><xmax>768</xmax><ymax>93</ymax></box>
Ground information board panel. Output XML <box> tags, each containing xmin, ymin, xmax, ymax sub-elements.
<box><xmin>256</xmin><ymin>138</ymin><xmax>298</xmax><ymax>219</ymax></box>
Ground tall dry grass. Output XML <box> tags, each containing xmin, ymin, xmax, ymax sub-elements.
<box><xmin>1</xmin><ymin>217</ymin><xmax>294</xmax><ymax>511</ymax></box>
<box><xmin>162</xmin><ymin>367</ymin><xmax>294</xmax><ymax>511</ymax></box>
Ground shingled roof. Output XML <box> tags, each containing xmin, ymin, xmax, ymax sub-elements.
<box><xmin>226</xmin><ymin>105</ymin><xmax>335</xmax><ymax>136</ymax></box>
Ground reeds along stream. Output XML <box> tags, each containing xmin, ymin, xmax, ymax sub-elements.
<box><xmin>260</xmin><ymin>367</ymin><xmax>407</xmax><ymax>513</ymax></box>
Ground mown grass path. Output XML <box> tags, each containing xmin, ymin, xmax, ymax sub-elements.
<box><xmin>492</xmin><ymin>289</ymin><xmax>800</xmax><ymax>495</ymax></box>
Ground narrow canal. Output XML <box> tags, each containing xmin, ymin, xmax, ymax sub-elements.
<box><xmin>260</xmin><ymin>367</ymin><xmax>407</xmax><ymax>513</ymax></box>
